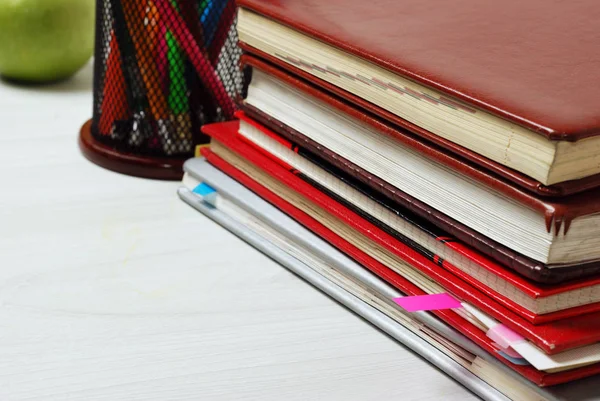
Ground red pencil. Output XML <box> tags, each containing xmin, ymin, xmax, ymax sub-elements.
<box><xmin>154</xmin><ymin>0</ymin><xmax>235</xmax><ymax>118</ymax></box>
<box><xmin>99</xmin><ymin>31</ymin><xmax>127</xmax><ymax>135</ymax></box>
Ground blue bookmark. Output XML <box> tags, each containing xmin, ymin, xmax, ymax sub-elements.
<box><xmin>193</xmin><ymin>182</ymin><xmax>218</xmax><ymax>206</ymax></box>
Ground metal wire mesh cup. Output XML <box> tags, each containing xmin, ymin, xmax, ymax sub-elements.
<box><xmin>79</xmin><ymin>0</ymin><xmax>242</xmax><ymax>179</ymax></box>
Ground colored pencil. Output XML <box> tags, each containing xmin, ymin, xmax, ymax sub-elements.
<box><xmin>99</xmin><ymin>31</ymin><xmax>128</xmax><ymax>135</ymax></box>
<box><xmin>121</xmin><ymin>0</ymin><xmax>169</xmax><ymax>120</ymax></box>
<box><xmin>208</xmin><ymin>0</ymin><xmax>236</xmax><ymax>66</ymax></box>
<box><xmin>154</xmin><ymin>0</ymin><xmax>236</xmax><ymax>118</ymax></box>
<box><xmin>167</xmin><ymin>0</ymin><xmax>189</xmax><ymax>115</ymax></box>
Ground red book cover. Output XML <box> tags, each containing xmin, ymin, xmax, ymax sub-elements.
<box><xmin>237</xmin><ymin>0</ymin><xmax>600</xmax><ymax>141</ymax></box>
<box><xmin>240</xmin><ymin>43</ymin><xmax>600</xmax><ymax>198</ymax></box>
<box><xmin>200</xmin><ymin>121</ymin><xmax>600</xmax><ymax>386</ymax></box>
<box><xmin>238</xmin><ymin>54</ymin><xmax>600</xmax><ymax>284</ymax></box>
<box><xmin>237</xmin><ymin>0</ymin><xmax>600</xmax><ymax>191</ymax></box>
<box><xmin>202</xmin><ymin>120</ymin><xmax>600</xmax><ymax>356</ymax></box>
<box><xmin>235</xmin><ymin>109</ymin><xmax>600</xmax><ymax>325</ymax></box>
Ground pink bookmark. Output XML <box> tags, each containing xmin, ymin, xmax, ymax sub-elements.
<box><xmin>487</xmin><ymin>324</ymin><xmax>525</xmax><ymax>349</ymax></box>
<box><xmin>393</xmin><ymin>293</ymin><xmax>462</xmax><ymax>312</ymax></box>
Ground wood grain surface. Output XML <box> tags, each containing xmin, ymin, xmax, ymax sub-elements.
<box><xmin>0</xmin><ymin>62</ymin><xmax>476</xmax><ymax>401</ymax></box>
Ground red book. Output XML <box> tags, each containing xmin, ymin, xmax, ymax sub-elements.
<box><xmin>202</xmin><ymin>120</ymin><xmax>600</xmax><ymax>356</ymax></box>
<box><xmin>200</xmin><ymin>121</ymin><xmax>600</xmax><ymax>386</ymax></box>
<box><xmin>236</xmin><ymin>3</ymin><xmax>600</xmax><ymax>281</ymax></box>
<box><xmin>236</xmin><ymin>0</ymin><xmax>600</xmax><ymax>189</ymax></box>
<box><xmin>235</xmin><ymin>108</ymin><xmax>600</xmax><ymax>326</ymax></box>
<box><xmin>238</xmin><ymin>54</ymin><xmax>600</xmax><ymax>285</ymax></box>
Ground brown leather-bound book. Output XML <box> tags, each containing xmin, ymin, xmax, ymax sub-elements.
<box><xmin>239</xmin><ymin>55</ymin><xmax>600</xmax><ymax>284</ymax></box>
<box><xmin>236</xmin><ymin>0</ymin><xmax>600</xmax><ymax>191</ymax></box>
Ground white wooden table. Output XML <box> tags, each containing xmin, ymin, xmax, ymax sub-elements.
<box><xmin>0</xmin><ymin>62</ymin><xmax>477</xmax><ymax>400</ymax></box>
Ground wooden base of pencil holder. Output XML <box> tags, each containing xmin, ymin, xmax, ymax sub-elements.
<box><xmin>79</xmin><ymin>119</ymin><xmax>185</xmax><ymax>180</ymax></box>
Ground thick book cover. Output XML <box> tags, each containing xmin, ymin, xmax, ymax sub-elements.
<box><xmin>238</xmin><ymin>55</ymin><xmax>600</xmax><ymax>284</ymax></box>
<box><xmin>235</xmin><ymin>111</ymin><xmax>600</xmax><ymax>325</ymax></box>
<box><xmin>236</xmin><ymin>0</ymin><xmax>600</xmax><ymax>187</ymax></box>
<box><xmin>237</xmin><ymin>0</ymin><xmax>600</xmax><ymax>140</ymax></box>
<box><xmin>202</xmin><ymin>120</ymin><xmax>600</xmax><ymax>359</ymax></box>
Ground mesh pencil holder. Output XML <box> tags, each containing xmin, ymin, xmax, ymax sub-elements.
<box><xmin>79</xmin><ymin>0</ymin><xmax>242</xmax><ymax>180</ymax></box>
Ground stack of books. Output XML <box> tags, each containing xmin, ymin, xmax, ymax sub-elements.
<box><xmin>178</xmin><ymin>1</ymin><xmax>600</xmax><ymax>399</ymax></box>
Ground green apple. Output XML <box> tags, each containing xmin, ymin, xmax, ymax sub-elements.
<box><xmin>0</xmin><ymin>0</ymin><xmax>95</xmax><ymax>83</ymax></box>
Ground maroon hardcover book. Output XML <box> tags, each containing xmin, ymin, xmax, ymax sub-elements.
<box><xmin>239</xmin><ymin>55</ymin><xmax>600</xmax><ymax>284</ymax></box>
<box><xmin>236</xmin><ymin>0</ymin><xmax>600</xmax><ymax>195</ymax></box>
